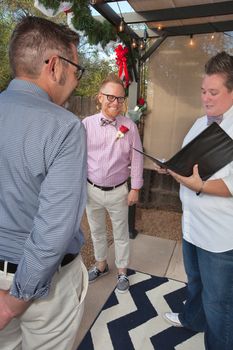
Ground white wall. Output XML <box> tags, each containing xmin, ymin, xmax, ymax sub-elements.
<box><xmin>143</xmin><ymin>33</ymin><xmax>233</xmax><ymax>169</ymax></box>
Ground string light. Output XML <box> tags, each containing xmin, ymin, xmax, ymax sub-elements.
<box><xmin>211</xmin><ymin>33</ymin><xmax>215</xmax><ymax>40</ymax></box>
<box><xmin>116</xmin><ymin>1</ymin><xmax>125</xmax><ymax>33</ymax></box>
<box><xmin>139</xmin><ymin>40</ymin><xmax>146</xmax><ymax>50</ymax></box>
<box><xmin>118</xmin><ymin>18</ymin><xmax>125</xmax><ymax>32</ymax></box>
<box><xmin>89</xmin><ymin>0</ymin><xmax>102</xmax><ymax>4</ymax></box>
<box><xmin>131</xmin><ymin>38</ymin><xmax>137</xmax><ymax>49</ymax></box>
<box><xmin>189</xmin><ymin>34</ymin><xmax>194</xmax><ymax>47</ymax></box>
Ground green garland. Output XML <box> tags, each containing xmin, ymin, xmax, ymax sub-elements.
<box><xmin>37</xmin><ymin>0</ymin><xmax>139</xmax><ymax>82</ymax></box>
<box><xmin>37</xmin><ymin>0</ymin><xmax>118</xmax><ymax>47</ymax></box>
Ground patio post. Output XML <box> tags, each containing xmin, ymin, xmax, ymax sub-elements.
<box><xmin>127</xmin><ymin>80</ymin><xmax>139</xmax><ymax>239</ymax></box>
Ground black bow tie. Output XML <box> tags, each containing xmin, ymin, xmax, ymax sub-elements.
<box><xmin>207</xmin><ymin>115</ymin><xmax>223</xmax><ymax>126</ymax></box>
<box><xmin>100</xmin><ymin>117</ymin><xmax>117</xmax><ymax>126</ymax></box>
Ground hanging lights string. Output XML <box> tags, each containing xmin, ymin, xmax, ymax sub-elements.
<box><xmin>116</xmin><ymin>1</ymin><xmax>125</xmax><ymax>33</ymax></box>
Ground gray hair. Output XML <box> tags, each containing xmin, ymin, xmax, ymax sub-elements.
<box><xmin>9</xmin><ymin>16</ymin><xmax>79</xmax><ymax>78</ymax></box>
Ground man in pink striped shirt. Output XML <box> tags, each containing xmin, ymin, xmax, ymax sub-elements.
<box><xmin>82</xmin><ymin>74</ymin><xmax>143</xmax><ymax>293</ymax></box>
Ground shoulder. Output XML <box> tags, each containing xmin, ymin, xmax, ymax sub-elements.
<box><xmin>117</xmin><ymin>115</ymin><xmax>136</xmax><ymax>126</ymax></box>
<box><xmin>183</xmin><ymin>116</ymin><xmax>206</xmax><ymax>145</ymax></box>
<box><xmin>42</xmin><ymin>101</ymin><xmax>84</xmax><ymax>133</ymax></box>
<box><xmin>117</xmin><ymin>116</ymin><xmax>139</xmax><ymax>132</ymax></box>
<box><xmin>188</xmin><ymin>116</ymin><xmax>206</xmax><ymax>133</ymax></box>
<box><xmin>82</xmin><ymin>113</ymin><xmax>100</xmax><ymax>126</ymax></box>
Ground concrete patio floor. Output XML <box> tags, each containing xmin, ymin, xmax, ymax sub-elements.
<box><xmin>74</xmin><ymin>234</ymin><xmax>188</xmax><ymax>348</ymax></box>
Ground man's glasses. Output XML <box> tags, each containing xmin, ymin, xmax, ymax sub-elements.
<box><xmin>45</xmin><ymin>56</ymin><xmax>85</xmax><ymax>80</ymax></box>
<box><xmin>101</xmin><ymin>93</ymin><xmax>126</xmax><ymax>104</ymax></box>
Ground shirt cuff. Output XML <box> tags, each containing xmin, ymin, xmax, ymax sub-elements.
<box><xmin>9</xmin><ymin>281</ymin><xmax>50</xmax><ymax>301</ymax></box>
<box><xmin>131</xmin><ymin>179</ymin><xmax>143</xmax><ymax>190</ymax></box>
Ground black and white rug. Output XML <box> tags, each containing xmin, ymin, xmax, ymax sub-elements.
<box><xmin>77</xmin><ymin>269</ymin><xmax>204</xmax><ymax>350</ymax></box>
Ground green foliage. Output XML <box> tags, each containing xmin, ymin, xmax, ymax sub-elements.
<box><xmin>34</xmin><ymin>0</ymin><xmax>118</xmax><ymax>47</ymax></box>
<box><xmin>0</xmin><ymin>9</ymin><xmax>15</xmax><ymax>91</ymax></box>
<box><xmin>71</xmin><ymin>0</ymin><xmax>118</xmax><ymax>47</ymax></box>
<box><xmin>77</xmin><ymin>53</ymin><xmax>117</xmax><ymax>96</ymax></box>
<box><xmin>37</xmin><ymin>0</ymin><xmax>61</xmax><ymax>13</ymax></box>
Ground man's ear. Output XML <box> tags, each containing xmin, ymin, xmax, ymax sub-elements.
<box><xmin>97</xmin><ymin>93</ymin><xmax>103</xmax><ymax>106</ymax></box>
<box><xmin>45</xmin><ymin>56</ymin><xmax>61</xmax><ymax>82</ymax></box>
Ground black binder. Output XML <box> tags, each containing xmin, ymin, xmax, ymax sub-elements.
<box><xmin>134</xmin><ymin>122</ymin><xmax>233</xmax><ymax>180</ymax></box>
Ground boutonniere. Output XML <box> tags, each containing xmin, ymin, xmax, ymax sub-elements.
<box><xmin>116</xmin><ymin>125</ymin><xmax>129</xmax><ymax>140</ymax></box>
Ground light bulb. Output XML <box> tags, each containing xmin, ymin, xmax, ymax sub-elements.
<box><xmin>189</xmin><ymin>34</ymin><xmax>194</xmax><ymax>46</ymax></box>
<box><xmin>118</xmin><ymin>18</ymin><xmax>125</xmax><ymax>33</ymax></box>
<box><xmin>131</xmin><ymin>38</ymin><xmax>137</xmax><ymax>49</ymax></box>
<box><xmin>90</xmin><ymin>0</ymin><xmax>103</xmax><ymax>4</ymax></box>
<box><xmin>139</xmin><ymin>40</ymin><xmax>145</xmax><ymax>50</ymax></box>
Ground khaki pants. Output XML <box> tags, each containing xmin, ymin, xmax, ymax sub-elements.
<box><xmin>0</xmin><ymin>255</ymin><xmax>88</xmax><ymax>350</ymax></box>
<box><xmin>86</xmin><ymin>182</ymin><xmax>129</xmax><ymax>268</ymax></box>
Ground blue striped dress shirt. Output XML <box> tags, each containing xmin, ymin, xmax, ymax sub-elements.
<box><xmin>0</xmin><ymin>79</ymin><xmax>87</xmax><ymax>300</ymax></box>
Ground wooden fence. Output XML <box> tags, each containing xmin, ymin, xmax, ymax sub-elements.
<box><xmin>66</xmin><ymin>95</ymin><xmax>97</xmax><ymax>119</ymax></box>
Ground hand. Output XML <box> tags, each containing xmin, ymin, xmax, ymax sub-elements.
<box><xmin>0</xmin><ymin>289</ymin><xmax>31</xmax><ymax>330</ymax></box>
<box><xmin>153</xmin><ymin>163</ymin><xmax>169</xmax><ymax>175</ymax></box>
<box><xmin>168</xmin><ymin>164</ymin><xmax>203</xmax><ymax>193</ymax></box>
<box><xmin>128</xmin><ymin>189</ymin><xmax>139</xmax><ymax>206</ymax></box>
<box><xmin>0</xmin><ymin>289</ymin><xmax>15</xmax><ymax>330</ymax></box>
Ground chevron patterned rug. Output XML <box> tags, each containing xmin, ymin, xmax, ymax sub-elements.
<box><xmin>77</xmin><ymin>269</ymin><xmax>204</xmax><ymax>350</ymax></box>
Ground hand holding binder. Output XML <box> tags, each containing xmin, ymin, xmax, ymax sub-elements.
<box><xmin>134</xmin><ymin>122</ymin><xmax>233</xmax><ymax>180</ymax></box>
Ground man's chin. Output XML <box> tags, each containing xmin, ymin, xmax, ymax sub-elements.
<box><xmin>108</xmin><ymin>111</ymin><xmax>121</xmax><ymax>118</ymax></box>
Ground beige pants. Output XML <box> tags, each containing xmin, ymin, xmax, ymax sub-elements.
<box><xmin>0</xmin><ymin>255</ymin><xmax>88</xmax><ymax>350</ymax></box>
<box><xmin>86</xmin><ymin>182</ymin><xmax>129</xmax><ymax>268</ymax></box>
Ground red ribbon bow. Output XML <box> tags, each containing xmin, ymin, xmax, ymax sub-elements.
<box><xmin>114</xmin><ymin>44</ymin><xmax>130</xmax><ymax>87</ymax></box>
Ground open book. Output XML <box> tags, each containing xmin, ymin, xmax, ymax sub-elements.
<box><xmin>134</xmin><ymin>122</ymin><xmax>233</xmax><ymax>180</ymax></box>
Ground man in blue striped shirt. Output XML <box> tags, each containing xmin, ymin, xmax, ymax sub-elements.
<box><xmin>0</xmin><ymin>16</ymin><xmax>88</xmax><ymax>349</ymax></box>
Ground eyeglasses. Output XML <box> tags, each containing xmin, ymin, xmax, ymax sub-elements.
<box><xmin>101</xmin><ymin>93</ymin><xmax>126</xmax><ymax>104</ymax></box>
<box><xmin>44</xmin><ymin>56</ymin><xmax>85</xmax><ymax>80</ymax></box>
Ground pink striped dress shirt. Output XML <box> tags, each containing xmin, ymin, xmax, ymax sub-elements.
<box><xmin>82</xmin><ymin>112</ymin><xmax>144</xmax><ymax>189</ymax></box>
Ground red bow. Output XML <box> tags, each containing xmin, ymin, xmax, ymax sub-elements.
<box><xmin>114</xmin><ymin>44</ymin><xmax>130</xmax><ymax>88</ymax></box>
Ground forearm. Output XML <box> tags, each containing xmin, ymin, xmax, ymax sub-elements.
<box><xmin>168</xmin><ymin>165</ymin><xmax>232</xmax><ymax>197</ymax></box>
<box><xmin>199</xmin><ymin>179</ymin><xmax>231</xmax><ymax>197</ymax></box>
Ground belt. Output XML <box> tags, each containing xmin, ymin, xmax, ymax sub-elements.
<box><xmin>87</xmin><ymin>179</ymin><xmax>126</xmax><ymax>191</ymax></box>
<box><xmin>0</xmin><ymin>253</ymin><xmax>77</xmax><ymax>274</ymax></box>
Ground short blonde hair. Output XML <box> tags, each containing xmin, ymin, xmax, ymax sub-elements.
<box><xmin>99</xmin><ymin>73</ymin><xmax>125</xmax><ymax>92</ymax></box>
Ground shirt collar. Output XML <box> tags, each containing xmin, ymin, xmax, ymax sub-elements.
<box><xmin>222</xmin><ymin>104</ymin><xmax>233</xmax><ymax>121</ymax></box>
<box><xmin>7</xmin><ymin>79</ymin><xmax>51</xmax><ymax>101</ymax></box>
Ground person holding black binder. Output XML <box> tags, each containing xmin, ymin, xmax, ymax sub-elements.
<box><xmin>155</xmin><ymin>51</ymin><xmax>233</xmax><ymax>350</ymax></box>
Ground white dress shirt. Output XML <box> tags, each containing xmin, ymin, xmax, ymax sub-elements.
<box><xmin>180</xmin><ymin>105</ymin><xmax>233</xmax><ymax>252</ymax></box>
